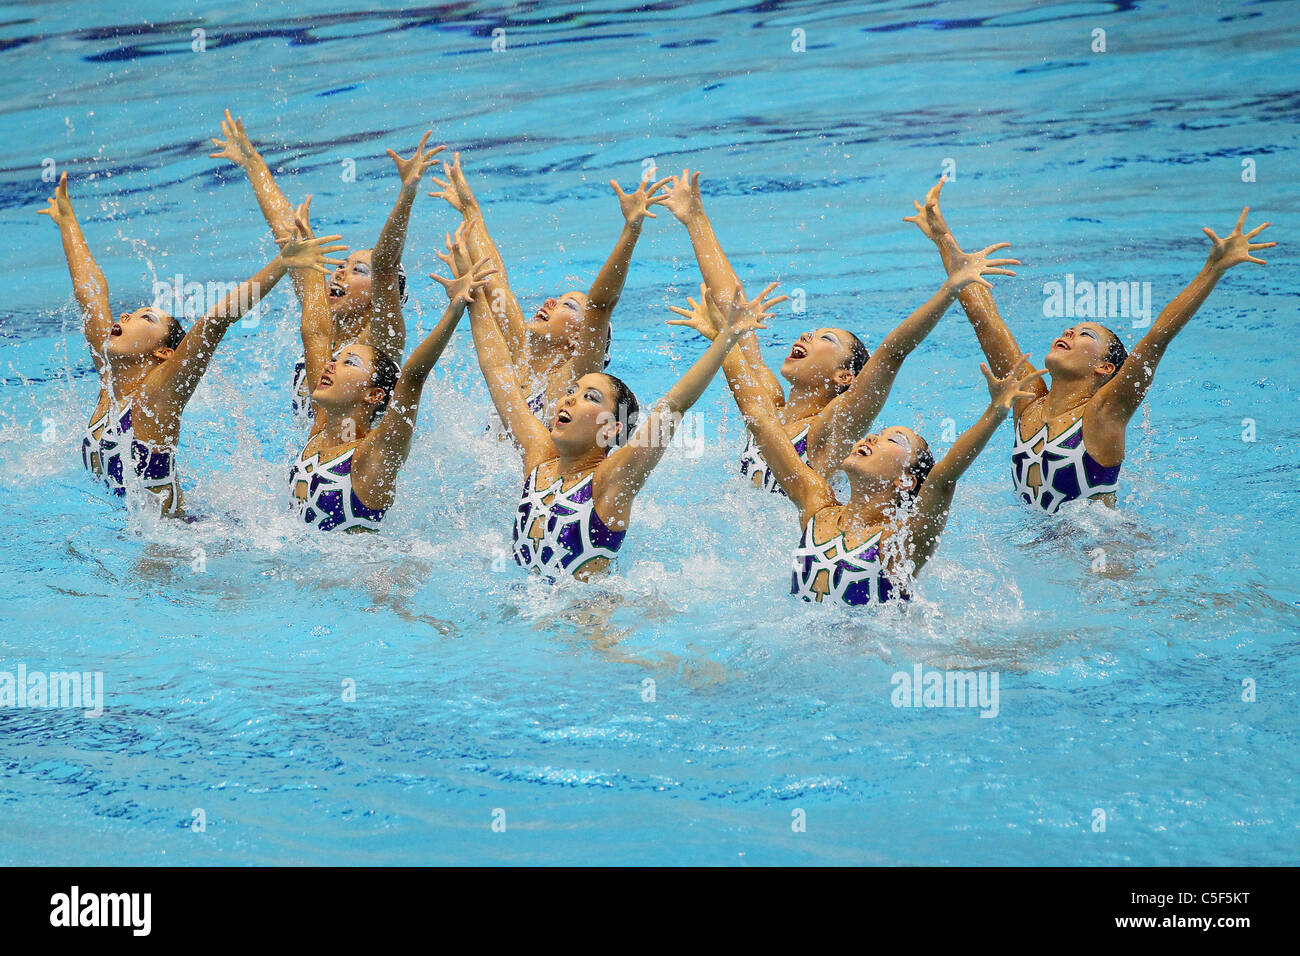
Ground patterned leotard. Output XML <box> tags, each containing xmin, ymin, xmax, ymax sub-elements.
<box><xmin>739</xmin><ymin>423</ymin><xmax>811</xmax><ymax>498</ymax></box>
<box><xmin>1011</xmin><ymin>416</ymin><xmax>1121</xmax><ymax>515</ymax></box>
<box><xmin>512</xmin><ymin>463</ymin><xmax>625</xmax><ymax>579</ymax></box>
<box><xmin>790</xmin><ymin>513</ymin><xmax>908</xmax><ymax>606</ymax></box>
<box><xmin>81</xmin><ymin>405</ymin><xmax>182</xmax><ymax>515</ymax></box>
<box><xmin>289</xmin><ymin>443</ymin><xmax>386</xmax><ymax>532</ymax></box>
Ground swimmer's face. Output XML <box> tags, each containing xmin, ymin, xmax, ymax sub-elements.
<box><xmin>527</xmin><ymin>291</ymin><xmax>588</xmax><ymax>341</ymax></box>
<box><xmin>312</xmin><ymin>344</ymin><xmax>385</xmax><ymax>418</ymax></box>
<box><xmin>843</xmin><ymin>426</ymin><xmax>925</xmax><ymax>494</ymax></box>
<box><xmin>106</xmin><ymin>306</ymin><xmax>175</xmax><ymax>360</ymax></box>
<box><xmin>327</xmin><ymin>249</ymin><xmax>373</xmax><ymax>315</ymax></box>
<box><xmin>551</xmin><ymin>372</ymin><xmax>620</xmax><ymax>451</ymax></box>
<box><xmin>780</xmin><ymin>327</ymin><xmax>857</xmax><ymax>391</ymax></box>
<box><xmin>1045</xmin><ymin>323</ymin><xmax>1115</xmax><ymax>380</ymax></box>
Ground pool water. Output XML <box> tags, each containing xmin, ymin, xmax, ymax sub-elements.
<box><xmin>2</xmin><ymin>0</ymin><xmax>1298</xmax><ymax>865</ymax></box>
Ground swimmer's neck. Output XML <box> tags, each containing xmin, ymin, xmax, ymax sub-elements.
<box><xmin>1042</xmin><ymin>375</ymin><xmax>1098</xmax><ymax>419</ymax></box>
<box><xmin>783</xmin><ymin>381</ymin><xmax>837</xmax><ymax>421</ymax></box>
<box><xmin>556</xmin><ymin>445</ymin><xmax>607</xmax><ymax>478</ymax></box>
<box><xmin>526</xmin><ymin>335</ymin><xmax>570</xmax><ymax>376</ymax></box>
<box><xmin>318</xmin><ymin>406</ymin><xmax>372</xmax><ymax>446</ymax></box>
<box><xmin>332</xmin><ymin>307</ymin><xmax>368</xmax><ymax>343</ymax></box>
<box><xmin>105</xmin><ymin>355</ymin><xmax>158</xmax><ymax>404</ymax></box>
<box><xmin>841</xmin><ymin>484</ymin><xmax>901</xmax><ymax>530</ymax></box>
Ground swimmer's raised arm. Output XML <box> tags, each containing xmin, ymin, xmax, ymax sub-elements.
<box><xmin>905</xmin><ymin>180</ymin><xmax>1036</xmax><ymax>387</ymax></box>
<box><xmin>1091</xmin><ymin>208</ymin><xmax>1274</xmax><ymax>428</ymax></box>
<box><xmin>598</xmin><ymin>283</ymin><xmax>779</xmax><ymax>512</ymax></box>
<box><xmin>465</xmin><ymin>230</ymin><xmax>555</xmax><ymax>470</ymax></box>
<box><xmin>430</xmin><ymin>153</ymin><xmax>528</xmax><ymax>362</ymax></box>
<box><xmin>292</xmin><ymin>198</ymin><xmax>334</xmax><ymax>418</ymax></box>
<box><xmin>146</xmin><ymin>228</ymin><xmax>345</xmax><ymax>429</ymax></box>
<box><xmin>569</xmin><ymin>171</ymin><xmax>671</xmax><ymax>376</ymax></box>
<box><xmin>807</xmin><ymin>239</ymin><xmax>1021</xmax><ymax>475</ymax></box>
<box><xmin>209</xmin><ymin>109</ymin><xmax>307</xmax><ymax>300</ymax></box>
<box><xmin>366</xmin><ymin>131</ymin><xmax>445</xmax><ymax>360</ymax></box>
<box><xmin>664</xmin><ymin>169</ymin><xmax>785</xmax><ymax>408</ymax></box>
<box><xmin>38</xmin><ymin>172</ymin><xmax>112</xmax><ymax>372</ymax></box>
<box><xmin>910</xmin><ymin>362</ymin><xmax>1045</xmax><ymax>566</ymax></box>
<box><xmin>669</xmin><ymin>281</ymin><xmax>789</xmax><ymax>424</ymax></box>
<box><xmin>356</xmin><ymin>225</ymin><xmax>495</xmax><ymax>495</ymax></box>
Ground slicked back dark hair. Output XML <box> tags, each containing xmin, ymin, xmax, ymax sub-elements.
<box><xmin>1101</xmin><ymin>326</ymin><xmax>1128</xmax><ymax>385</ymax></box>
<box><xmin>601</xmin><ymin>372</ymin><xmax>639</xmax><ymax>449</ymax></box>
<box><xmin>902</xmin><ymin>437</ymin><xmax>935</xmax><ymax>503</ymax></box>
<box><xmin>163</xmin><ymin>314</ymin><xmax>186</xmax><ymax>351</ymax></box>
<box><xmin>368</xmin><ymin>347</ymin><xmax>400</xmax><ymax>423</ymax></box>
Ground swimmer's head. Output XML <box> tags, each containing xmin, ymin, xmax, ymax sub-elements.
<box><xmin>526</xmin><ymin>291</ymin><xmax>589</xmax><ymax>343</ymax></box>
<box><xmin>106</xmin><ymin>306</ymin><xmax>185</xmax><ymax>363</ymax></box>
<box><xmin>311</xmin><ymin>343</ymin><xmax>399</xmax><ymax>426</ymax></box>
<box><xmin>780</xmin><ymin>327</ymin><xmax>869</xmax><ymax>394</ymax></box>
<box><xmin>842</xmin><ymin>426</ymin><xmax>934</xmax><ymax>502</ymax></box>
<box><xmin>551</xmin><ymin>371</ymin><xmax>639</xmax><ymax>453</ymax></box>
<box><xmin>327</xmin><ymin>250</ymin><xmax>409</xmax><ymax>317</ymax></box>
<box><xmin>1044</xmin><ymin>322</ymin><xmax>1126</xmax><ymax>385</ymax></box>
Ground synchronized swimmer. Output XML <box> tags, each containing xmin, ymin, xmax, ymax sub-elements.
<box><xmin>39</xmin><ymin>113</ymin><xmax>1276</xmax><ymax>607</ymax></box>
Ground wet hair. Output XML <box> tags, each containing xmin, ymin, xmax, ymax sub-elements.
<box><xmin>900</xmin><ymin>437</ymin><xmax>936</xmax><ymax>503</ymax></box>
<box><xmin>832</xmin><ymin>330</ymin><xmax>870</xmax><ymax>393</ymax></box>
<box><xmin>368</xmin><ymin>347</ymin><xmax>400</xmax><ymax>423</ymax></box>
<box><xmin>601</xmin><ymin>373</ymin><xmax>639</xmax><ymax>449</ymax></box>
<box><xmin>1100</xmin><ymin>326</ymin><xmax>1127</xmax><ymax>384</ymax></box>
<box><xmin>163</xmin><ymin>314</ymin><xmax>186</xmax><ymax>351</ymax></box>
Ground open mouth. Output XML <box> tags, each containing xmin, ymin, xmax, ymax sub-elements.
<box><xmin>533</xmin><ymin>307</ymin><xmax>549</xmax><ymax>323</ymax></box>
<box><xmin>555</xmin><ymin>409</ymin><xmax>572</xmax><ymax>426</ymax></box>
<box><xmin>110</xmin><ymin>323</ymin><xmax>122</xmax><ymax>337</ymax></box>
<box><xmin>328</xmin><ymin>282</ymin><xmax>346</xmax><ymax>299</ymax></box>
<box><xmin>1052</xmin><ymin>338</ymin><xmax>1070</xmax><ymax>351</ymax></box>
<box><xmin>319</xmin><ymin>373</ymin><xmax>333</xmax><ymax>386</ymax></box>
<box><xmin>788</xmin><ymin>342</ymin><xmax>808</xmax><ymax>360</ymax></box>
<box><xmin>855</xmin><ymin>443</ymin><xmax>872</xmax><ymax>458</ymax></box>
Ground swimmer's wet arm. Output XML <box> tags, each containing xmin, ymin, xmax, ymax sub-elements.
<box><xmin>810</xmin><ymin>240</ymin><xmax>1020</xmax><ymax>472</ymax></box>
<box><xmin>572</xmin><ymin>174</ymin><xmax>672</xmax><ymax>375</ymax></box>
<box><xmin>209</xmin><ymin>110</ymin><xmax>308</xmax><ymax>301</ymax></box>
<box><xmin>727</xmin><ymin>339</ymin><xmax>836</xmax><ymax>520</ymax></box>
<box><xmin>667</xmin><ymin>169</ymin><xmax>785</xmax><ymax>407</ymax></box>
<box><xmin>367</xmin><ymin>132</ymin><xmax>445</xmax><ymax>358</ymax></box>
<box><xmin>38</xmin><ymin>173</ymin><xmax>112</xmax><ymax>371</ymax></box>
<box><xmin>151</xmin><ymin>233</ymin><xmax>346</xmax><ymax>411</ymax></box>
<box><xmin>432</xmin><ymin>154</ymin><xmax>529</xmax><ymax>364</ymax></box>
<box><xmin>292</xmin><ymin>199</ymin><xmax>334</xmax><ymax>397</ymax></box>
<box><xmin>606</xmin><ymin>285</ymin><xmax>785</xmax><ymax>498</ymax></box>
<box><xmin>466</xmin><ymin>273</ymin><xmax>554</xmax><ymax>468</ymax></box>
<box><xmin>1093</xmin><ymin>208</ymin><xmax>1274</xmax><ymax>424</ymax></box>
<box><xmin>906</xmin><ymin>180</ymin><xmax>1033</xmax><ymax>384</ymax></box>
<box><xmin>912</xmin><ymin>363</ymin><xmax>1046</xmax><ymax>562</ymax></box>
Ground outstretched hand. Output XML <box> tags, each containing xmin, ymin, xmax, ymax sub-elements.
<box><xmin>388</xmin><ymin>131</ymin><xmax>446</xmax><ymax>189</ymax></box>
<box><xmin>939</xmin><ymin>234</ymin><xmax>1020</xmax><ymax>291</ymax></box>
<box><xmin>428</xmin><ymin>151</ymin><xmax>479</xmax><ymax>214</ymax></box>
<box><xmin>982</xmin><ymin>357</ymin><xmax>1046</xmax><ymax>410</ymax></box>
<box><xmin>666</xmin><ymin>281</ymin><xmax>722</xmax><ymax>341</ymax></box>
<box><xmin>902</xmin><ymin>179</ymin><xmax>952</xmax><ymax>243</ymax></box>
<box><xmin>707</xmin><ymin>282</ymin><xmax>787</xmax><ymax>338</ymax></box>
<box><xmin>276</xmin><ymin>214</ymin><xmax>348</xmax><ymax>274</ymax></box>
<box><xmin>1203</xmin><ymin>207</ymin><xmax>1274</xmax><ymax>274</ymax></box>
<box><xmin>36</xmin><ymin>171</ymin><xmax>75</xmax><ymax>227</ymax></box>
<box><xmin>208</xmin><ymin>108</ymin><xmax>258</xmax><ymax>167</ymax></box>
<box><xmin>660</xmin><ymin>168</ymin><xmax>704</xmax><ymax>224</ymax></box>
<box><xmin>432</xmin><ymin>221</ymin><xmax>496</xmax><ymax>305</ymax></box>
<box><xmin>611</xmin><ymin>168</ymin><xmax>672</xmax><ymax>226</ymax></box>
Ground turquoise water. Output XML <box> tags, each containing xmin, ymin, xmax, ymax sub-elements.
<box><xmin>2</xmin><ymin>0</ymin><xmax>1298</xmax><ymax>865</ymax></box>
